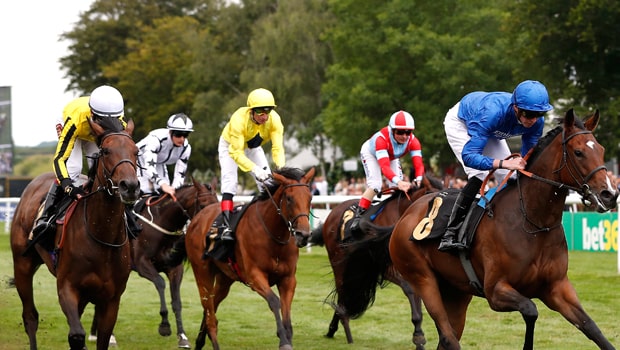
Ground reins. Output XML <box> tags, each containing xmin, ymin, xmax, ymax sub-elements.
<box><xmin>491</xmin><ymin>129</ymin><xmax>606</xmax><ymax>234</ymax></box>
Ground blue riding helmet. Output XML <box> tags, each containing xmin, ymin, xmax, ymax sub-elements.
<box><xmin>511</xmin><ymin>80</ymin><xmax>554</xmax><ymax>112</ymax></box>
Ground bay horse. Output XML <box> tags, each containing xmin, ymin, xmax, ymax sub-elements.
<box><xmin>10</xmin><ymin>119</ymin><xmax>140</xmax><ymax>350</ymax></box>
<box><xmin>343</xmin><ymin>109</ymin><xmax>618</xmax><ymax>349</ymax></box>
<box><xmin>308</xmin><ymin>175</ymin><xmax>443</xmax><ymax>348</ymax></box>
<box><xmin>89</xmin><ymin>176</ymin><xmax>219</xmax><ymax>348</ymax></box>
<box><xmin>183</xmin><ymin>167</ymin><xmax>315</xmax><ymax>350</ymax></box>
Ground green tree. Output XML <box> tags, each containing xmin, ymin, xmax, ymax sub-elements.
<box><xmin>508</xmin><ymin>0</ymin><xmax>620</xmax><ymax>167</ymax></box>
<box><xmin>322</xmin><ymin>0</ymin><xmax>517</xmax><ymax>173</ymax></box>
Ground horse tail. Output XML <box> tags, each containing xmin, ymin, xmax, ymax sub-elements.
<box><xmin>163</xmin><ymin>235</ymin><xmax>188</xmax><ymax>268</ymax></box>
<box><xmin>338</xmin><ymin>220</ymin><xmax>393</xmax><ymax>319</ymax></box>
<box><xmin>308</xmin><ymin>223</ymin><xmax>324</xmax><ymax>246</ymax></box>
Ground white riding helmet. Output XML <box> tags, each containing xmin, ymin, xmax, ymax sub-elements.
<box><xmin>89</xmin><ymin>85</ymin><xmax>124</xmax><ymax>117</ymax></box>
<box><xmin>388</xmin><ymin>110</ymin><xmax>415</xmax><ymax>130</ymax></box>
<box><xmin>167</xmin><ymin>113</ymin><xmax>194</xmax><ymax>132</ymax></box>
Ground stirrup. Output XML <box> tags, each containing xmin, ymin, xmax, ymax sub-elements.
<box><xmin>220</xmin><ymin>228</ymin><xmax>234</xmax><ymax>241</ymax></box>
<box><xmin>438</xmin><ymin>235</ymin><xmax>466</xmax><ymax>252</ymax></box>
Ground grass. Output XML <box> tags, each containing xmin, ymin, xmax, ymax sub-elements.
<box><xmin>1</xmin><ymin>232</ymin><xmax>619</xmax><ymax>349</ymax></box>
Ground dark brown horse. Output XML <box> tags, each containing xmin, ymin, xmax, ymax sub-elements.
<box><xmin>308</xmin><ymin>175</ymin><xmax>442</xmax><ymax>348</ymax></box>
<box><xmin>10</xmin><ymin>119</ymin><xmax>140</xmax><ymax>350</ymax></box>
<box><xmin>89</xmin><ymin>177</ymin><xmax>218</xmax><ymax>348</ymax></box>
<box><xmin>343</xmin><ymin>109</ymin><xmax>618</xmax><ymax>349</ymax></box>
<box><xmin>183</xmin><ymin>167</ymin><xmax>315</xmax><ymax>350</ymax></box>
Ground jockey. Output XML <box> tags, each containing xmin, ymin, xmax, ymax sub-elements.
<box><xmin>438</xmin><ymin>80</ymin><xmax>554</xmax><ymax>252</ymax></box>
<box><xmin>349</xmin><ymin>110</ymin><xmax>425</xmax><ymax>232</ymax></box>
<box><xmin>217</xmin><ymin>88</ymin><xmax>285</xmax><ymax>241</ymax></box>
<box><xmin>137</xmin><ymin>113</ymin><xmax>193</xmax><ymax>196</ymax></box>
<box><xmin>32</xmin><ymin>85</ymin><xmax>134</xmax><ymax>239</ymax></box>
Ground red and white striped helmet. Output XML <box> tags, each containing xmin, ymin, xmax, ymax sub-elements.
<box><xmin>389</xmin><ymin>110</ymin><xmax>415</xmax><ymax>130</ymax></box>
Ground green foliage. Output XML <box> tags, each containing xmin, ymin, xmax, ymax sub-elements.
<box><xmin>58</xmin><ymin>0</ymin><xmax>620</xmax><ymax>178</ymax></box>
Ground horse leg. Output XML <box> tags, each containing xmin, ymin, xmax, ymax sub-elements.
<box><xmin>13</xmin><ymin>257</ymin><xmax>40</xmax><ymax>350</ymax></box>
<box><xmin>396</xmin><ymin>276</ymin><xmax>427</xmax><ymax>350</ymax></box>
<box><xmin>276</xmin><ymin>276</ymin><xmax>297</xmax><ymax>350</ymax></box>
<box><xmin>167</xmin><ymin>265</ymin><xmax>191</xmax><ymax>348</ymax></box>
<box><xmin>57</xmin><ymin>284</ymin><xmax>87</xmax><ymax>350</ymax></box>
<box><xmin>325</xmin><ymin>311</ymin><xmax>340</xmax><ymax>338</ymax></box>
<box><xmin>93</xmin><ymin>301</ymin><xmax>122</xmax><ymax>350</ymax></box>
<box><xmin>333</xmin><ymin>301</ymin><xmax>353</xmax><ymax>343</ymax></box>
<box><xmin>134</xmin><ymin>258</ymin><xmax>172</xmax><ymax>336</ymax></box>
<box><xmin>541</xmin><ymin>280</ymin><xmax>615</xmax><ymax>350</ymax></box>
<box><xmin>486</xmin><ymin>282</ymin><xmax>539</xmax><ymax>350</ymax></box>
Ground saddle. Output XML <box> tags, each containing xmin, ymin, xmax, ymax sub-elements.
<box><xmin>338</xmin><ymin>201</ymin><xmax>387</xmax><ymax>243</ymax></box>
<box><xmin>203</xmin><ymin>204</ymin><xmax>247</xmax><ymax>261</ymax></box>
<box><xmin>408</xmin><ymin>188</ymin><xmax>495</xmax><ymax>251</ymax></box>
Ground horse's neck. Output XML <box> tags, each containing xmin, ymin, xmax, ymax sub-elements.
<box><xmin>252</xmin><ymin>200</ymin><xmax>288</xmax><ymax>235</ymax></box>
<box><xmin>510</xmin><ymin>172</ymin><xmax>568</xmax><ymax>227</ymax></box>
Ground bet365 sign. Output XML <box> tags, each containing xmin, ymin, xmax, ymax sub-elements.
<box><xmin>562</xmin><ymin>212</ymin><xmax>618</xmax><ymax>252</ymax></box>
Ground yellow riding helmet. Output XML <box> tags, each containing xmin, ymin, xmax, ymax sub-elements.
<box><xmin>247</xmin><ymin>88</ymin><xmax>277</xmax><ymax>109</ymax></box>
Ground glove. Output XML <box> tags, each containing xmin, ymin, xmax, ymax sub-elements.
<box><xmin>61</xmin><ymin>179</ymin><xmax>85</xmax><ymax>200</ymax></box>
<box><xmin>252</xmin><ymin>166</ymin><xmax>271</xmax><ymax>182</ymax></box>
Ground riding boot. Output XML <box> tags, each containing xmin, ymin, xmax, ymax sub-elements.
<box><xmin>438</xmin><ymin>177</ymin><xmax>483</xmax><ymax>252</ymax></box>
<box><xmin>124</xmin><ymin>206</ymin><xmax>142</xmax><ymax>237</ymax></box>
<box><xmin>349</xmin><ymin>205</ymin><xmax>367</xmax><ymax>232</ymax></box>
<box><xmin>32</xmin><ymin>182</ymin><xmax>63</xmax><ymax>238</ymax></box>
<box><xmin>220</xmin><ymin>210</ymin><xmax>234</xmax><ymax>241</ymax></box>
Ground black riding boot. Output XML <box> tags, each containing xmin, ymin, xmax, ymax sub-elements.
<box><xmin>220</xmin><ymin>210</ymin><xmax>234</xmax><ymax>241</ymax></box>
<box><xmin>125</xmin><ymin>206</ymin><xmax>142</xmax><ymax>237</ymax></box>
<box><xmin>32</xmin><ymin>182</ymin><xmax>63</xmax><ymax>238</ymax></box>
<box><xmin>349</xmin><ymin>205</ymin><xmax>367</xmax><ymax>232</ymax></box>
<box><xmin>438</xmin><ymin>177</ymin><xmax>483</xmax><ymax>252</ymax></box>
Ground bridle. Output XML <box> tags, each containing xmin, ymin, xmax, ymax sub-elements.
<box><xmin>257</xmin><ymin>182</ymin><xmax>311</xmax><ymax>245</ymax></box>
<box><xmin>85</xmin><ymin>132</ymin><xmax>138</xmax><ymax>197</ymax></box>
<box><xmin>514</xmin><ymin>129</ymin><xmax>607</xmax><ymax>233</ymax></box>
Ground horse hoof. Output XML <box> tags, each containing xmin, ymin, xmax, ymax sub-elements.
<box><xmin>88</xmin><ymin>334</ymin><xmax>97</xmax><ymax>342</ymax></box>
<box><xmin>109</xmin><ymin>334</ymin><xmax>118</xmax><ymax>346</ymax></box>
<box><xmin>159</xmin><ymin>322</ymin><xmax>172</xmax><ymax>336</ymax></box>
<box><xmin>178</xmin><ymin>333</ymin><xmax>191</xmax><ymax>348</ymax></box>
<box><xmin>279</xmin><ymin>345</ymin><xmax>293</xmax><ymax>350</ymax></box>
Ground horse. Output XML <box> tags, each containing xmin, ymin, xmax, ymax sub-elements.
<box><xmin>308</xmin><ymin>175</ymin><xmax>442</xmax><ymax>348</ymax></box>
<box><xmin>181</xmin><ymin>166</ymin><xmax>315</xmax><ymax>350</ymax></box>
<box><xmin>88</xmin><ymin>176</ymin><xmax>219</xmax><ymax>348</ymax></box>
<box><xmin>341</xmin><ymin>109</ymin><xmax>618</xmax><ymax>349</ymax></box>
<box><xmin>10</xmin><ymin>119</ymin><xmax>140</xmax><ymax>350</ymax></box>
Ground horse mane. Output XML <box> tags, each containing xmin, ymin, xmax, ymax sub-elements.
<box><xmin>256</xmin><ymin>167</ymin><xmax>306</xmax><ymax>201</ymax></box>
<box><xmin>93</xmin><ymin>117</ymin><xmax>126</xmax><ymax>145</ymax></box>
<box><xmin>526</xmin><ymin>117</ymin><xmax>586</xmax><ymax>168</ymax></box>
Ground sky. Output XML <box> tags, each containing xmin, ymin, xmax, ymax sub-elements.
<box><xmin>0</xmin><ymin>1</ymin><xmax>94</xmax><ymax>147</ymax></box>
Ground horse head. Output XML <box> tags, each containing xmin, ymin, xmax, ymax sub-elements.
<box><xmin>270</xmin><ymin>167</ymin><xmax>316</xmax><ymax>247</ymax></box>
<box><xmin>531</xmin><ymin>109</ymin><xmax>617</xmax><ymax>212</ymax></box>
<box><xmin>89</xmin><ymin>118</ymin><xmax>140</xmax><ymax>204</ymax></box>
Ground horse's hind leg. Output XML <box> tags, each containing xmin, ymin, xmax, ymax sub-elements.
<box><xmin>398</xmin><ymin>278</ymin><xmax>427</xmax><ymax>350</ymax></box>
<box><xmin>12</xmin><ymin>258</ymin><xmax>40</xmax><ymax>350</ymax></box>
<box><xmin>167</xmin><ymin>265</ymin><xmax>190</xmax><ymax>348</ymax></box>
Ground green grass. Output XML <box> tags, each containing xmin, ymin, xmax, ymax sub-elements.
<box><xmin>1</xmin><ymin>232</ymin><xmax>619</xmax><ymax>349</ymax></box>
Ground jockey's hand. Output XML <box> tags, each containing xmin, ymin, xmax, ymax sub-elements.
<box><xmin>160</xmin><ymin>183</ymin><xmax>176</xmax><ymax>197</ymax></box>
<box><xmin>61</xmin><ymin>179</ymin><xmax>84</xmax><ymax>200</ymax></box>
<box><xmin>397</xmin><ymin>180</ymin><xmax>411</xmax><ymax>193</ymax></box>
<box><xmin>253</xmin><ymin>166</ymin><xmax>271</xmax><ymax>182</ymax></box>
<box><xmin>502</xmin><ymin>157</ymin><xmax>526</xmax><ymax>171</ymax></box>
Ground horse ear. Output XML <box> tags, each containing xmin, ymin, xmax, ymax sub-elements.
<box><xmin>125</xmin><ymin>119</ymin><xmax>135</xmax><ymax>136</ymax></box>
<box><xmin>584</xmin><ymin>109</ymin><xmax>600</xmax><ymax>131</ymax></box>
<box><xmin>564</xmin><ymin>108</ymin><xmax>576</xmax><ymax>129</ymax></box>
<box><xmin>303</xmin><ymin>167</ymin><xmax>316</xmax><ymax>184</ymax></box>
<box><xmin>89</xmin><ymin>118</ymin><xmax>104</xmax><ymax>137</ymax></box>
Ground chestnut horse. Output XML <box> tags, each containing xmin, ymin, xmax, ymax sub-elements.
<box><xmin>183</xmin><ymin>167</ymin><xmax>315</xmax><ymax>350</ymax></box>
<box><xmin>308</xmin><ymin>175</ymin><xmax>442</xmax><ymax>348</ymax></box>
<box><xmin>10</xmin><ymin>119</ymin><xmax>140</xmax><ymax>350</ymax></box>
<box><xmin>342</xmin><ymin>109</ymin><xmax>618</xmax><ymax>349</ymax></box>
<box><xmin>89</xmin><ymin>177</ymin><xmax>218</xmax><ymax>348</ymax></box>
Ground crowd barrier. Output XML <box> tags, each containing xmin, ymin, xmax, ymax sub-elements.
<box><xmin>1</xmin><ymin>194</ymin><xmax>618</xmax><ymax>272</ymax></box>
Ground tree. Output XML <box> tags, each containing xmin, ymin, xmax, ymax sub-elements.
<box><xmin>322</xmin><ymin>0</ymin><xmax>517</xmax><ymax>173</ymax></box>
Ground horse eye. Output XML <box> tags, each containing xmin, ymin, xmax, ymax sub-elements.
<box><xmin>574</xmin><ymin>150</ymin><xmax>583</xmax><ymax>157</ymax></box>
<box><xmin>101</xmin><ymin>148</ymin><xmax>111</xmax><ymax>156</ymax></box>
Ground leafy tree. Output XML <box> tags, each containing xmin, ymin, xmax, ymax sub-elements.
<box><xmin>508</xmin><ymin>0</ymin><xmax>620</xmax><ymax>167</ymax></box>
<box><xmin>322</xmin><ymin>0</ymin><xmax>517</xmax><ymax>173</ymax></box>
